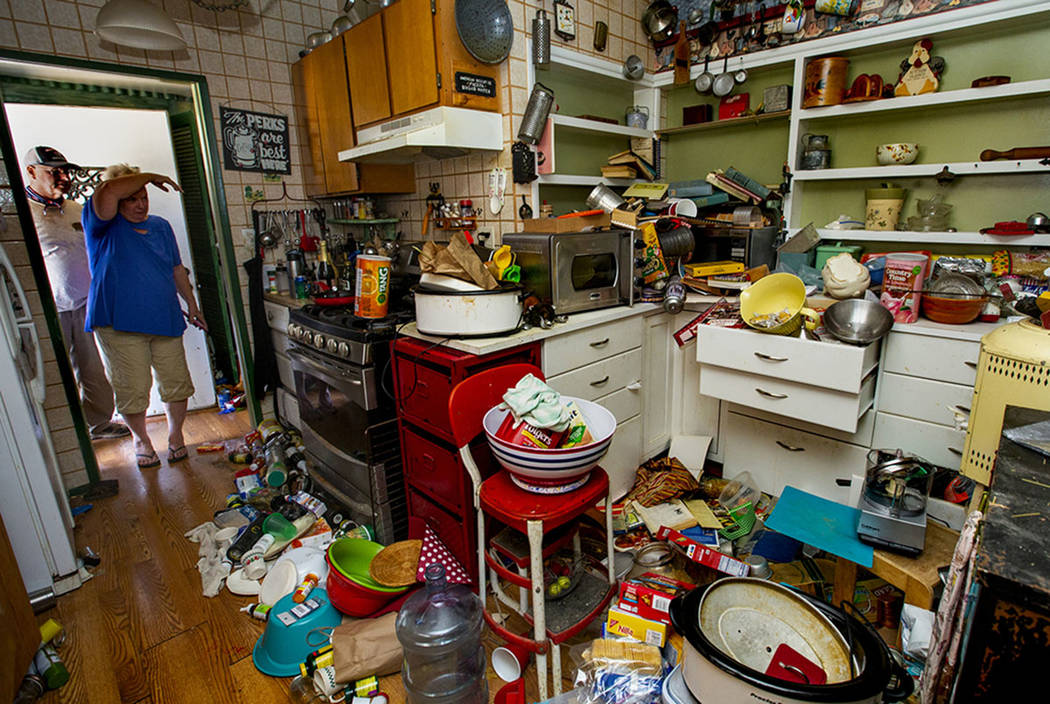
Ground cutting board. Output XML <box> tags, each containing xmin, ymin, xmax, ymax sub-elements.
<box><xmin>766</xmin><ymin>486</ymin><xmax>874</xmax><ymax>568</ymax></box>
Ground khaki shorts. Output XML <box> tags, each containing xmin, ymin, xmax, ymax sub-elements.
<box><xmin>94</xmin><ymin>327</ymin><xmax>195</xmax><ymax>415</ymax></box>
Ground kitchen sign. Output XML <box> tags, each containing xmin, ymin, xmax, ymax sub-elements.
<box><xmin>455</xmin><ymin>72</ymin><xmax>497</xmax><ymax>98</ymax></box>
<box><xmin>220</xmin><ymin>106</ymin><xmax>291</xmax><ymax>174</ymax></box>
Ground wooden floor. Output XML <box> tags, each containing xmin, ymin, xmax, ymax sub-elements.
<box><xmin>39</xmin><ymin>409</ymin><xmax>566</xmax><ymax>704</ymax></box>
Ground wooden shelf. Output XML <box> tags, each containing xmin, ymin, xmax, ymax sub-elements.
<box><xmin>537</xmin><ymin>174</ymin><xmax>643</xmax><ymax>187</ymax></box>
<box><xmin>549</xmin><ymin>114</ymin><xmax>653</xmax><ymax>139</ymax></box>
<box><xmin>808</xmin><ymin>227</ymin><xmax>1050</xmax><ymax>247</ymax></box>
<box><xmin>329</xmin><ymin>218</ymin><xmax>400</xmax><ymax>225</ymax></box>
<box><xmin>797</xmin><ymin>78</ymin><xmax>1050</xmax><ymax>121</ymax></box>
<box><xmin>656</xmin><ymin>110</ymin><xmax>791</xmax><ymax>137</ymax></box>
<box><xmin>792</xmin><ymin>159</ymin><xmax>1050</xmax><ymax>181</ymax></box>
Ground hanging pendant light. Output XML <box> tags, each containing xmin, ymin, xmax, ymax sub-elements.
<box><xmin>95</xmin><ymin>0</ymin><xmax>187</xmax><ymax>51</ymax></box>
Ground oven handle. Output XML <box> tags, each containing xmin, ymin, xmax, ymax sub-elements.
<box><xmin>288</xmin><ymin>347</ymin><xmax>376</xmax><ymax>410</ymax></box>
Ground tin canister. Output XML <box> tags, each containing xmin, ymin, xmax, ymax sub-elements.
<box><xmin>354</xmin><ymin>254</ymin><xmax>391</xmax><ymax>318</ymax></box>
<box><xmin>802</xmin><ymin>56</ymin><xmax>850</xmax><ymax>107</ymax></box>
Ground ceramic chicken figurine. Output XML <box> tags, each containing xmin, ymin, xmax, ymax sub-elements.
<box><xmin>895</xmin><ymin>38</ymin><xmax>945</xmax><ymax>96</ymax></box>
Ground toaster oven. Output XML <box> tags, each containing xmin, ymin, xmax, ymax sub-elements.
<box><xmin>501</xmin><ymin>229</ymin><xmax>634</xmax><ymax>314</ymax></box>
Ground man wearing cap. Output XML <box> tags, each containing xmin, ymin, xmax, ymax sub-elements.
<box><xmin>24</xmin><ymin>146</ymin><xmax>129</xmax><ymax>440</ymax></box>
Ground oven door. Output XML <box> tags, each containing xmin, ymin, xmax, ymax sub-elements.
<box><xmin>288</xmin><ymin>345</ymin><xmax>379</xmax><ymax>462</ymax></box>
<box><xmin>551</xmin><ymin>230</ymin><xmax>633</xmax><ymax>313</ymax></box>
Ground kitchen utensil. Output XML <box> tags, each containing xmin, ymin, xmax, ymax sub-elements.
<box><xmin>929</xmin><ymin>272</ymin><xmax>983</xmax><ymax>297</ymax></box>
<box><xmin>876</xmin><ymin>143</ymin><xmax>919</xmax><ymax>165</ymax></box>
<box><xmin>980</xmin><ymin>146</ymin><xmax>1050</xmax><ymax>161</ymax></box>
<box><xmin>327</xmin><ymin>538</ymin><xmax>410</xmax><ymax>593</ymax></box>
<box><xmin>1026</xmin><ymin>212</ymin><xmax>1050</xmax><ymax>232</ymax></box>
<box><xmin>802</xmin><ymin>56</ymin><xmax>849</xmax><ymax>107</ymax></box>
<box><xmin>413</xmin><ymin>283</ymin><xmax>524</xmax><ymax>337</ymax></box>
<box><xmin>674</xmin><ymin>21</ymin><xmax>690</xmax><ymax>84</ymax></box>
<box><xmin>455</xmin><ymin>0</ymin><xmax>513</xmax><ymax>64</ymax></box>
<box><xmin>623</xmin><ymin>54</ymin><xmax>645</xmax><ymax>80</ymax></box>
<box><xmin>694</xmin><ymin>56</ymin><xmax>714</xmax><ymax>94</ymax></box>
<box><xmin>518</xmin><ymin>195</ymin><xmax>533</xmax><ymax>220</ymax></box>
<box><xmin>517</xmin><ymin>82</ymin><xmax>555</xmax><ymax>144</ymax></box>
<box><xmin>326</xmin><ymin>555</ymin><xmax>403</xmax><ymax>616</ymax></box>
<box><xmin>532</xmin><ymin>9</ymin><xmax>551</xmax><ymax>66</ymax></box>
<box><xmin>641</xmin><ymin>0</ymin><xmax>678</xmax><ymax>42</ymax></box>
<box><xmin>971</xmin><ymin>75</ymin><xmax>1010</xmax><ymax>87</ymax></box>
<box><xmin>369</xmin><ymin>540</ymin><xmax>423</xmax><ymax>588</ymax></box>
<box><xmin>739</xmin><ymin>272</ymin><xmax>819</xmax><ymax>336</ymax></box>
<box><xmin>713</xmin><ymin>57</ymin><xmax>735</xmax><ymax>97</ymax></box>
<box><xmin>734</xmin><ymin>57</ymin><xmax>748</xmax><ymax>84</ymax></box>
<box><xmin>253</xmin><ymin>589</ymin><xmax>343</xmax><ymax>676</ymax></box>
<box><xmin>331</xmin><ymin>14</ymin><xmax>353</xmax><ymax>36</ymax></box>
<box><xmin>857</xmin><ymin>449</ymin><xmax>933</xmax><ymax>555</ymax></box>
<box><xmin>921</xmin><ymin>293</ymin><xmax>988</xmax><ymax>324</ymax></box>
<box><xmin>696</xmin><ymin>5</ymin><xmax>719</xmax><ymax>46</ymax></box>
<box><xmin>586</xmin><ymin>183</ymin><xmax>626</xmax><ymax>212</ymax></box>
<box><xmin>626</xmin><ymin>105</ymin><xmax>650</xmax><ymax>129</ymax></box>
<box><xmin>823</xmin><ymin>299</ymin><xmax>893</xmax><ymax>345</ymax></box>
<box><xmin>594</xmin><ymin>20</ymin><xmax>608</xmax><ymax>51</ymax></box>
<box><xmin>306</xmin><ymin>31</ymin><xmax>332</xmax><ymax>48</ymax></box>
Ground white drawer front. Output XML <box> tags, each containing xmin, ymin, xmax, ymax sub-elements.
<box><xmin>697</xmin><ymin>325</ymin><xmax>879</xmax><ymax>394</ymax></box>
<box><xmin>264</xmin><ymin>300</ymin><xmax>290</xmax><ymax>331</ymax></box>
<box><xmin>730</xmin><ymin>404</ymin><xmax>876</xmax><ymax>448</ymax></box>
<box><xmin>543</xmin><ymin>316</ymin><xmax>643</xmax><ymax>377</ymax></box>
<box><xmin>602</xmin><ymin>414</ymin><xmax>642</xmax><ymax>501</ymax></box>
<box><xmin>595</xmin><ymin>386</ymin><xmax>642</xmax><ymax>425</ymax></box>
<box><xmin>547</xmin><ymin>348</ymin><xmax>642</xmax><ymax>402</ymax></box>
<box><xmin>277</xmin><ymin>386</ymin><xmax>300</xmax><ymax>430</ymax></box>
<box><xmin>872</xmin><ymin>412</ymin><xmax>966</xmax><ymax>470</ymax></box>
<box><xmin>878</xmin><ymin>372</ymin><xmax>974</xmax><ymax>428</ymax></box>
<box><xmin>723</xmin><ymin>411</ymin><xmax>866</xmax><ymax>504</ymax></box>
<box><xmin>700</xmin><ymin>365</ymin><xmax>875</xmax><ymax>433</ymax></box>
<box><xmin>275</xmin><ymin>351</ymin><xmax>293</xmax><ymax>389</ymax></box>
<box><xmin>271</xmin><ymin>329</ymin><xmax>292</xmax><ymax>356</ymax></box>
<box><xmin>883</xmin><ymin>333</ymin><xmax>979</xmax><ymax>386</ymax></box>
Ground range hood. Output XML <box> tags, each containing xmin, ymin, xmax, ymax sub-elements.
<box><xmin>338</xmin><ymin>106</ymin><xmax>503</xmax><ymax>164</ymax></box>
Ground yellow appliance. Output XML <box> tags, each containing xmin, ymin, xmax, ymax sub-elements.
<box><xmin>961</xmin><ymin>319</ymin><xmax>1050</xmax><ymax>485</ymax></box>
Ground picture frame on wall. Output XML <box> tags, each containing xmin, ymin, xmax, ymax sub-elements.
<box><xmin>553</xmin><ymin>0</ymin><xmax>576</xmax><ymax>40</ymax></box>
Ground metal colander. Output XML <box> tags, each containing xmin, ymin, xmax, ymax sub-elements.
<box><xmin>455</xmin><ymin>0</ymin><xmax>513</xmax><ymax>64</ymax></box>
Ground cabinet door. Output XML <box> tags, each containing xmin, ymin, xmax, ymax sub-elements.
<box><xmin>290</xmin><ymin>58</ymin><xmax>324</xmax><ymax>197</ymax></box>
<box><xmin>383</xmin><ymin>0</ymin><xmax>440</xmax><ymax>116</ymax></box>
<box><xmin>312</xmin><ymin>35</ymin><xmax>359</xmax><ymax>194</ymax></box>
<box><xmin>642</xmin><ymin>313</ymin><xmax>672</xmax><ymax>458</ymax></box>
<box><xmin>345</xmin><ymin>13</ymin><xmax>392</xmax><ymax>128</ymax></box>
<box><xmin>603</xmin><ymin>415</ymin><xmax>642</xmax><ymax>502</ymax></box>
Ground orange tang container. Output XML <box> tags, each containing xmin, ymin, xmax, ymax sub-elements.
<box><xmin>354</xmin><ymin>254</ymin><xmax>391</xmax><ymax>318</ymax></box>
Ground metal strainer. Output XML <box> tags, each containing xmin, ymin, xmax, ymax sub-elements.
<box><xmin>455</xmin><ymin>0</ymin><xmax>513</xmax><ymax>64</ymax></box>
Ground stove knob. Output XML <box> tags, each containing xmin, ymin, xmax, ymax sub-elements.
<box><xmin>337</xmin><ymin>341</ymin><xmax>350</xmax><ymax>358</ymax></box>
<box><xmin>300</xmin><ymin>331</ymin><xmax>312</xmax><ymax>344</ymax></box>
<box><xmin>326</xmin><ymin>339</ymin><xmax>339</xmax><ymax>354</ymax></box>
<box><xmin>314</xmin><ymin>334</ymin><xmax>326</xmax><ymax>349</ymax></box>
<box><xmin>287</xmin><ymin>323</ymin><xmax>299</xmax><ymax>338</ymax></box>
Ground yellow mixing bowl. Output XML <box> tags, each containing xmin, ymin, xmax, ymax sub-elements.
<box><xmin>740</xmin><ymin>273</ymin><xmax>819</xmax><ymax>336</ymax></box>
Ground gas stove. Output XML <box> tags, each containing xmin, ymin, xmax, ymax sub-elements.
<box><xmin>287</xmin><ymin>305</ymin><xmax>413</xmax><ymax>366</ymax></box>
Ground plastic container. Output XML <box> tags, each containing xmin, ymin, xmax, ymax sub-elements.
<box><xmin>880</xmin><ymin>252</ymin><xmax>928</xmax><ymax>323</ymax></box>
<box><xmin>325</xmin><ymin>551</ymin><xmax>402</xmax><ymax>617</ymax></box>
<box><xmin>814</xmin><ymin>242</ymin><xmax>864</xmax><ymax>272</ymax></box>
<box><xmin>396</xmin><ymin>563</ymin><xmax>488</xmax><ymax>704</ymax></box>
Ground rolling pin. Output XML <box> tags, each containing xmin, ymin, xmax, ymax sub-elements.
<box><xmin>980</xmin><ymin>146</ymin><xmax>1050</xmax><ymax>161</ymax></box>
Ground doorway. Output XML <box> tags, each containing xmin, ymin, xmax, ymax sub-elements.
<box><xmin>0</xmin><ymin>50</ymin><xmax>258</xmax><ymax>492</ymax></box>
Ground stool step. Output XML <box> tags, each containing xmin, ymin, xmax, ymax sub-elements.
<box><xmin>490</xmin><ymin>523</ymin><xmax>578</xmax><ymax>567</ymax></box>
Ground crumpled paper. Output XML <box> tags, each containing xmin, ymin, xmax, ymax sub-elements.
<box><xmin>185</xmin><ymin>521</ymin><xmax>234</xmax><ymax>598</ymax></box>
<box><xmin>500</xmin><ymin>373</ymin><xmax>572</xmax><ymax>431</ymax></box>
<box><xmin>418</xmin><ymin>232</ymin><xmax>498</xmax><ymax>290</ymax></box>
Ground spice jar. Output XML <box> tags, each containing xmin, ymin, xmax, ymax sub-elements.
<box><xmin>629</xmin><ymin>541</ymin><xmax>674</xmax><ymax>579</ymax></box>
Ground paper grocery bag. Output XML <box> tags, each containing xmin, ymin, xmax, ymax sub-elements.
<box><xmin>331</xmin><ymin>612</ymin><xmax>402</xmax><ymax>683</ymax></box>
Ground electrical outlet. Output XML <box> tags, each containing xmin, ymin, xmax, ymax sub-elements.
<box><xmin>241</xmin><ymin>228</ymin><xmax>255</xmax><ymax>247</ymax></box>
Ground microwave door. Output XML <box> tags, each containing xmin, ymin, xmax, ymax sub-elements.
<box><xmin>552</xmin><ymin>236</ymin><xmax>623</xmax><ymax>312</ymax></box>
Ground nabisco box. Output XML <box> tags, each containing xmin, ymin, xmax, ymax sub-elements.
<box><xmin>617</xmin><ymin>573</ymin><xmax>695</xmax><ymax>624</ymax></box>
<box><xmin>655</xmin><ymin>527</ymin><xmax>749</xmax><ymax>577</ymax></box>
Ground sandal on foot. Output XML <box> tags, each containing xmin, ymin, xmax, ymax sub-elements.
<box><xmin>167</xmin><ymin>445</ymin><xmax>188</xmax><ymax>464</ymax></box>
<box><xmin>137</xmin><ymin>450</ymin><xmax>161</xmax><ymax>469</ymax></box>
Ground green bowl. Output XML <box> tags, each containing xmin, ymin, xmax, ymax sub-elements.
<box><xmin>326</xmin><ymin>538</ymin><xmax>409</xmax><ymax>594</ymax></box>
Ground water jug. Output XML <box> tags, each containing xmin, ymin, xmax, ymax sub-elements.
<box><xmin>395</xmin><ymin>563</ymin><xmax>487</xmax><ymax>704</ymax></box>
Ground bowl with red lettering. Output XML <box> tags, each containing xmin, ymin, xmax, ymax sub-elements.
<box><xmin>482</xmin><ymin>397</ymin><xmax>616</xmax><ymax>490</ymax></box>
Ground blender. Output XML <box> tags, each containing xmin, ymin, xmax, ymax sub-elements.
<box><xmin>856</xmin><ymin>448</ymin><xmax>933</xmax><ymax>556</ymax></box>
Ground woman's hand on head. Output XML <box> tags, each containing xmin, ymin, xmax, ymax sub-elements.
<box><xmin>151</xmin><ymin>174</ymin><xmax>183</xmax><ymax>193</ymax></box>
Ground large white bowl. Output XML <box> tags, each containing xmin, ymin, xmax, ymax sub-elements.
<box><xmin>483</xmin><ymin>397</ymin><xmax>616</xmax><ymax>485</ymax></box>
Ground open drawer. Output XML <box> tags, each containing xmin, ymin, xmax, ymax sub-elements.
<box><xmin>697</xmin><ymin>326</ymin><xmax>879</xmax><ymax>394</ymax></box>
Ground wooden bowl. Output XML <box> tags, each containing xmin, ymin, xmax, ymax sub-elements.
<box><xmin>921</xmin><ymin>294</ymin><xmax>986</xmax><ymax>324</ymax></box>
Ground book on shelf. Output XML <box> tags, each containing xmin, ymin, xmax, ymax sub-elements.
<box><xmin>725</xmin><ymin>166</ymin><xmax>772</xmax><ymax>199</ymax></box>
<box><xmin>704</xmin><ymin>171</ymin><xmax>760</xmax><ymax>203</ymax></box>
<box><xmin>608</xmin><ymin>149</ymin><xmax>657</xmax><ymax>181</ymax></box>
<box><xmin>691</xmin><ymin>192</ymin><xmax>731</xmax><ymax>208</ymax></box>
<box><xmin>602</xmin><ymin>165</ymin><xmax>638</xmax><ymax>179</ymax></box>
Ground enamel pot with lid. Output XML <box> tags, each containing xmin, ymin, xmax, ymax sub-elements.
<box><xmin>413</xmin><ymin>283</ymin><xmax>523</xmax><ymax>337</ymax></box>
<box><xmin>669</xmin><ymin>578</ymin><xmax>913</xmax><ymax>704</ymax></box>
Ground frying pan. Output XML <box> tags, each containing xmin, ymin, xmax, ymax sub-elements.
<box><xmin>713</xmin><ymin>57</ymin><xmax>734</xmax><ymax>97</ymax></box>
<box><xmin>455</xmin><ymin>0</ymin><xmax>513</xmax><ymax>64</ymax></box>
<box><xmin>694</xmin><ymin>56</ymin><xmax>714</xmax><ymax>94</ymax></box>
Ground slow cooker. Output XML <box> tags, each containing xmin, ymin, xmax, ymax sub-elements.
<box><xmin>669</xmin><ymin>578</ymin><xmax>913</xmax><ymax>704</ymax></box>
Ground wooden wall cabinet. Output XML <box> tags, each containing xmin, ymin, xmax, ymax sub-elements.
<box><xmin>345</xmin><ymin>0</ymin><xmax>501</xmax><ymax>132</ymax></box>
<box><xmin>291</xmin><ymin>34</ymin><xmax>415</xmax><ymax>197</ymax></box>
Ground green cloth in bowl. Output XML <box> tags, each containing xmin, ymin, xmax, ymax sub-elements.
<box><xmin>327</xmin><ymin>538</ymin><xmax>410</xmax><ymax>593</ymax></box>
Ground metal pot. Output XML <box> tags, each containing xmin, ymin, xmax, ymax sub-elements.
<box><xmin>712</xmin><ymin>57</ymin><xmax>735</xmax><ymax>97</ymax></box>
<box><xmin>694</xmin><ymin>56</ymin><xmax>714</xmax><ymax>94</ymax></box>
<box><xmin>642</xmin><ymin>0</ymin><xmax>678</xmax><ymax>42</ymax></box>
<box><xmin>586</xmin><ymin>184</ymin><xmax>626</xmax><ymax>212</ymax></box>
<box><xmin>413</xmin><ymin>283</ymin><xmax>523</xmax><ymax>337</ymax></box>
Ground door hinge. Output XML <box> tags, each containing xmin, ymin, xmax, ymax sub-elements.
<box><xmin>436</xmin><ymin>72</ymin><xmax>442</xmax><ymax>90</ymax></box>
<box><xmin>430</xmin><ymin>0</ymin><xmax>436</xmax><ymax>13</ymax></box>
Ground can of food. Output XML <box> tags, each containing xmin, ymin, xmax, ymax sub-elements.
<box><xmin>354</xmin><ymin>254</ymin><xmax>391</xmax><ymax>318</ymax></box>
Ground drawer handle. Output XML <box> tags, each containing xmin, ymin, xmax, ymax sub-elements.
<box><xmin>754</xmin><ymin>352</ymin><xmax>789</xmax><ymax>362</ymax></box>
<box><xmin>422</xmin><ymin>453</ymin><xmax>436</xmax><ymax>469</ymax></box>
<box><xmin>776</xmin><ymin>441</ymin><xmax>805</xmax><ymax>452</ymax></box>
<box><xmin>955</xmin><ymin>404</ymin><xmax>971</xmax><ymax>414</ymax></box>
<box><xmin>948</xmin><ymin>447</ymin><xmax>963</xmax><ymax>456</ymax></box>
<box><xmin>836</xmin><ymin>478</ymin><xmax>852</xmax><ymax>487</ymax></box>
<box><xmin>756</xmin><ymin>387</ymin><xmax>788</xmax><ymax>400</ymax></box>
<box><xmin>964</xmin><ymin>360</ymin><xmax>978</xmax><ymax>369</ymax></box>
<box><xmin>589</xmin><ymin>338</ymin><xmax>610</xmax><ymax>348</ymax></box>
<box><xmin>590</xmin><ymin>376</ymin><xmax>610</xmax><ymax>387</ymax></box>
<box><xmin>627</xmin><ymin>381</ymin><xmax>642</xmax><ymax>391</ymax></box>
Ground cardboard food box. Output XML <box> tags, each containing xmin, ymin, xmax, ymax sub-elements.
<box><xmin>519</xmin><ymin>212</ymin><xmax>610</xmax><ymax>233</ymax></box>
<box><xmin>655</xmin><ymin>526</ymin><xmax>750</xmax><ymax>577</ymax></box>
<box><xmin>617</xmin><ymin>573</ymin><xmax>695</xmax><ymax>623</ymax></box>
<box><xmin>683</xmin><ymin>260</ymin><xmax>746</xmax><ymax>278</ymax></box>
<box><xmin>605</xmin><ymin>606</ymin><xmax>668</xmax><ymax>647</ymax></box>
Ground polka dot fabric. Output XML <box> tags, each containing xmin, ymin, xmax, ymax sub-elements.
<box><xmin>416</xmin><ymin>525</ymin><xmax>471</xmax><ymax>584</ymax></box>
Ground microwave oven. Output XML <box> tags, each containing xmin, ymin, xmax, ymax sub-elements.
<box><xmin>501</xmin><ymin>229</ymin><xmax>634</xmax><ymax>314</ymax></box>
<box><xmin>689</xmin><ymin>225</ymin><xmax>778</xmax><ymax>271</ymax></box>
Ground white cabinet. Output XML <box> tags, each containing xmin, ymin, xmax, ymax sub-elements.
<box><xmin>264</xmin><ymin>299</ymin><xmax>297</xmax><ymax>417</ymax></box>
<box><xmin>543</xmin><ymin>316</ymin><xmax>643</xmax><ymax>377</ymax></box>
<box><xmin>642</xmin><ymin>312</ymin><xmax>673</xmax><ymax>459</ymax></box>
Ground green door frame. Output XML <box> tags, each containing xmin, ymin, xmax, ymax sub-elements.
<box><xmin>0</xmin><ymin>50</ymin><xmax>261</xmax><ymax>490</ymax></box>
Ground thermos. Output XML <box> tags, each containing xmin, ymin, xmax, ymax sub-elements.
<box><xmin>517</xmin><ymin>82</ymin><xmax>555</xmax><ymax>145</ymax></box>
<box><xmin>532</xmin><ymin>10</ymin><xmax>551</xmax><ymax>67</ymax></box>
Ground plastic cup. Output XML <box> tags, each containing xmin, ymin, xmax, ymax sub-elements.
<box><xmin>491</xmin><ymin>642</ymin><xmax>531</xmax><ymax>682</ymax></box>
<box><xmin>264</xmin><ymin>513</ymin><xmax>297</xmax><ymax>541</ymax></box>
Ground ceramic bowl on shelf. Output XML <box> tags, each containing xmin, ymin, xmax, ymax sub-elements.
<box><xmin>876</xmin><ymin>143</ymin><xmax>919</xmax><ymax>165</ymax></box>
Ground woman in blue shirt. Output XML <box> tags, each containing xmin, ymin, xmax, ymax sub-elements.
<box><xmin>83</xmin><ymin>165</ymin><xmax>208</xmax><ymax>469</ymax></box>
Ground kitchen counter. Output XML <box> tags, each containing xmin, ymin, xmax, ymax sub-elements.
<box><xmin>399</xmin><ymin>294</ymin><xmax>724</xmax><ymax>355</ymax></box>
<box><xmin>262</xmin><ymin>292</ymin><xmax>311</xmax><ymax>308</ymax></box>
